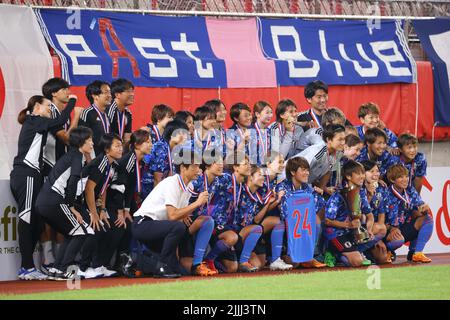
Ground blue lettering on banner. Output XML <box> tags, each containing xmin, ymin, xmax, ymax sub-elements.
<box><xmin>258</xmin><ymin>18</ymin><xmax>415</xmax><ymax>85</ymax></box>
<box><xmin>35</xmin><ymin>9</ymin><xmax>227</xmax><ymax>88</ymax></box>
<box><xmin>35</xmin><ymin>9</ymin><xmax>415</xmax><ymax>88</ymax></box>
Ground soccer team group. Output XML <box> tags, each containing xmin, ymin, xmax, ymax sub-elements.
<box><xmin>10</xmin><ymin>77</ymin><xmax>434</xmax><ymax>280</ymax></box>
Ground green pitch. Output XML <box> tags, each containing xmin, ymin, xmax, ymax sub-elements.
<box><xmin>2</xmin><ymin>265</ymin><xmax>450</xmax><ymax>300</ymax></box>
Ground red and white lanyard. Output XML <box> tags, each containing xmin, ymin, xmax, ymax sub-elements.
<box><xmin>400</xmin><ymin>156</ymin><xmax>415</xmax><ymax>187</ymax></box>
<box><xmin>327</xmin><ymin>149</ymin><xmax>337</xmax><ymax>170</ymax></box>
<box><xmin>255</xmin><ymin>122</ymin><xmax>269</xmax><ymax>157</ymax></box>
<box><xmin>391</xmin><ymin>185</ymin><xmax>411</xmax><ymax>209</ymax></box>
<box><xmin>278</xmin><ymin>123</ymin><xmax>286</xmax><ymax>138</ymax></box>
<box><xmin>203</xmin><ymin>173</ymin><xmax>210</xmax><ymax>193</ymax></box>
<box><xmin>245</xmin><ymin>185</ymin><xmax>263</xmax><ymax>204</ymax></box>
<box><xmin>310</xmin><ymin>109</ymin><xmax>321</xmax><ymax>128</ymax></box>
<box><xmin>237</xmin><ymin>126</ymin><xmax>246</xmax><ymax>144</ymax></box>
<box><xmin>152</xmin><ymin>125</ymin><xmax>161</xmax><ymax>142</ymax></box>
<box><xmin>195</xmin><ymin>129</ymin><xmax>212</xmax><ymax>149</ymax></box>
<box><xmin>135</xmin><ymin>153</ymin><xmax>141</xmax><ymax>193</ymax></box>
<box><xmin>176</xmin><ymin>174</ymin><xmax>197</xmax><ymax>196</ymax></box>
<box><xmin>203</xmin><ymin>173</ymin><xmax>212</xmax><ymax>207</ymax></box>
<box><xmin>232</xmin><ymin>174</ymin><xmax>242</xmax><ymax>213</ymax></box>
<box><xmin>93</xmin><ymin>104</ymin><xmax>110</xmax><ymax>134</ymax></box>
<box><xmin>262</xmin><ymin>172</ymin><xmax>274</xmax><ymax>204</ymax></box>
<box><xmin>220</xmin><ymin>127</ymin><xmax>226</xmax><ymax>145</ymax></box>
<box><xmin>167</xmin><ymin>145</ymin><xmax>173</xmax><ymax>176</ymax></box>
<box><xmin>101</xmin><ymin>162</ymin><xmax>112</xmax><ymax>195</ymax></box>
<box><xmin>117</xmin><ymin>110</ymin><xmax>126</xmax><ymax>139</ymax></box>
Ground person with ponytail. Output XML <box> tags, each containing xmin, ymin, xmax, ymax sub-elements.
<box><xmin>10</xmin><ymin>94</ymin><xmax>79</xmax><ymax>280</ymax></box>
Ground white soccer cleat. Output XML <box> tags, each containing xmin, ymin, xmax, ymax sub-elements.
<box><xmin>21</xmin><ymin>268</ymin><xmax>49</xmax><ymax>280</ymax></box>
<box><xmin>270</xmin><ymin>258</ymin><xmax>293</xmax><ymax>271</ymax></box>
<box><xmin>81</xmin><ymin>267</ymin><xmax>104</xmax><ymax>279</ymax></box>
<box><xmin>96</xmin><ymin>266</ymin><xmax>117</xmax><ymax>278</ymax></box>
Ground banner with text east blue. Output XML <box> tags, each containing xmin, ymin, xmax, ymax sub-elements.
<box><xmin>35</xmin><ymin>9</ymin><xmax>416</xmax><ymax>88</ymax></box>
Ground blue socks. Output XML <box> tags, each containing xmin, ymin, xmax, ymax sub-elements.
<box><xmin>239</xmin><ymin>226</ymin><xmax>263</xmax><ymax>264</ymax></box>
<box><xmin>358</xmin><ymin>233</ymin><xmax>384</xmax><ymax>253</ymax></box>
<box><xmin>314</xmin><ymin>221</ymin><xmax>322</xmax><ymax>255</ymax></box>
<box><xmin>386</xmin><ymin>239</ymin><xmax>404</xmax><ymax>251</ymax></box>
<box><xmin>340</xmin><ymin>255</ymin><xmax>350</xmax><ymax>267</ymax></box>
<box><xmin>270</xmin><ymin>222</ymin><xmax>284</xmax><ymax>263</ymax></box>
<box><xmin>415</xmin><ymin>215</ymin><xmax>433</xmax><ymax>252</ymax></box>
<box><xmin>193</xmin><ymin>217</ymin><xmax>214</xmax><ymax>266</ymax></box>
<box><xmin>205</xmin><ymin>239</ymin><xmax>230</xmax><ymax>261</ymax></box>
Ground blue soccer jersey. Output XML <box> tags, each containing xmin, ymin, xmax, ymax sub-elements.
<box><xmin>147</xmin><ymin>124</ymin><xmax>163</xmax><ymax>145</ymax></box>
<box><xmin>392</xmin><ymin>153</ymin><xmax>427</xmax><ymax>189</ymax></box>
<box><xmin>228</xmin><ymin>123</ymin><xmax>250</xmax><ymax>158</ymax></box>
<box><xmin>189</xmin><ymin>172</ymin><xmax>220</xmax><ymax>218</ymax></box>
<box><xmin>193</xmin><ymin>128</ymin><xmax>223</xmax><ymax>155</ymax></box>
<box><xmin>249</xmin><ymin>122</ymin><xmax>271</xmax><ymax>166</ymax></box>
<box><xmin>356</xmin><ymin>125</ymin><xmax>398</xmax><ymax>149</ymax></box>
<box><xmin>207</xmin><ymin>173</ymin><xmax>241</xmax><ymax>227</ymax></box>
<box><xmin>356</xmin><ymin>146</ymin><xmax>398</xmax><ymax>177</ymax></box>
<box><xmin>385</xmin><ymin>185</ymin><xmax>424</xmax><ymax>227</ymax></box>
<box><xmin>362</xmin><ymin>184</ymin><xmax>389</xmax><ymax>222</ymax></box>
<box><xmin>324</xmin><ymin>188</ymin><xmax>372</xmax><ymax>240</ymax></box>
<box><xmin>284</xmin><ymin>190</ymin><xmax>316</xmax><ymax>263</ymax></box>
<box><xmin>234</xmin><ymin>185</ymin><xmax>267</xmax><ymax>228</ymax></box>
<box><xmin>141</xmin><ymin>139</ymin><xmax>177</xmax><ymax>198</ymax></box>
<box><xmin>277</xmin><ymin>179</ymin><xmax>326</xmax><ymax>221</ymax></box>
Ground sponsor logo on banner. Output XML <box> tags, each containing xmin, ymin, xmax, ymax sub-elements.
<box><xmin>0</xmin><ymin>180</ymin><xmax>21</xmax><ymax>281</ymax></box>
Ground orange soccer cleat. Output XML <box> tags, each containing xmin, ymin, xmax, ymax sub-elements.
<box><xmin>192</xmin><ymin>262</ymin><xmax>216</xmax><ymax>276</ymax></box>
<box><xmin>412</xmin><ymin>252</ymin><xmax>432</xmax><ymax>263</ymax></box>
<box><xmin>300</xmin><ymin>259</ymin><xmax>327</xmax><ymax>268</ymax></box>
<box><xmin>204</xmin><ymin>259</ymin><xmax>219</xmax><ymax>275</ymax></box>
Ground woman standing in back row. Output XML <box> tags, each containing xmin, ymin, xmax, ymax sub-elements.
<box><xmin>10</xmin><ymin>94</ymin><xmax>80</xmax><ymax>280</ymax></box>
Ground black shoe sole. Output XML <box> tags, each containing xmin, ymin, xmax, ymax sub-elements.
<box><xmin>153</xmin><ymin>274</ymin><xmax>181</xmax><ymax>279</ymax></box>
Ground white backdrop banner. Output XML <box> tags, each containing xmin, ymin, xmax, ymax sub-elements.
<box><xmin>0</xmin><ymin>4</ymin><xmax>54</xmax><ymax>179</ymax></box>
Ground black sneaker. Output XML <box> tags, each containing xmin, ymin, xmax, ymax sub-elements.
<box><xmin>119</xmin><ymin>253</ymin><xmax>136</xmax><ymax>278</ymax></box>
<box><xmin>407</xmin><ymin>250</ymin><xmax>415</xmax><ymax>262</ymax></box>
<box><xmin>49</xmin><ymin>269</ymin><xmax>69</xmax><ymax>281</ymax></box>
<box><xmin>153</xmin><ymin>263</ymin><xmax>181</xmax><ymax>279</ymax></box>
<box><xmin>40</xmin><ymin>263</ymin><xmax>54</xmax><ymax>275</ymax></box>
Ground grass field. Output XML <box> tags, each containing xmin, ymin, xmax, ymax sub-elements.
<box><xmin>1</xmin><ymin>265</ymin><xmax>449</xmax><ymax>300</ymax></box>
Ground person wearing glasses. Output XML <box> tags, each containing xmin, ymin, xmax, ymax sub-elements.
<box><xmin>79</xmin><ymin>80</ymin><xmax>112</xmax><ymax>158</ymax></box>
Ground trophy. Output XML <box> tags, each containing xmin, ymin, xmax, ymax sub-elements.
<box><xmin>342</xmin><ymin>184</ymin><xmax>371</xmax><ymax>244</ymax></box>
